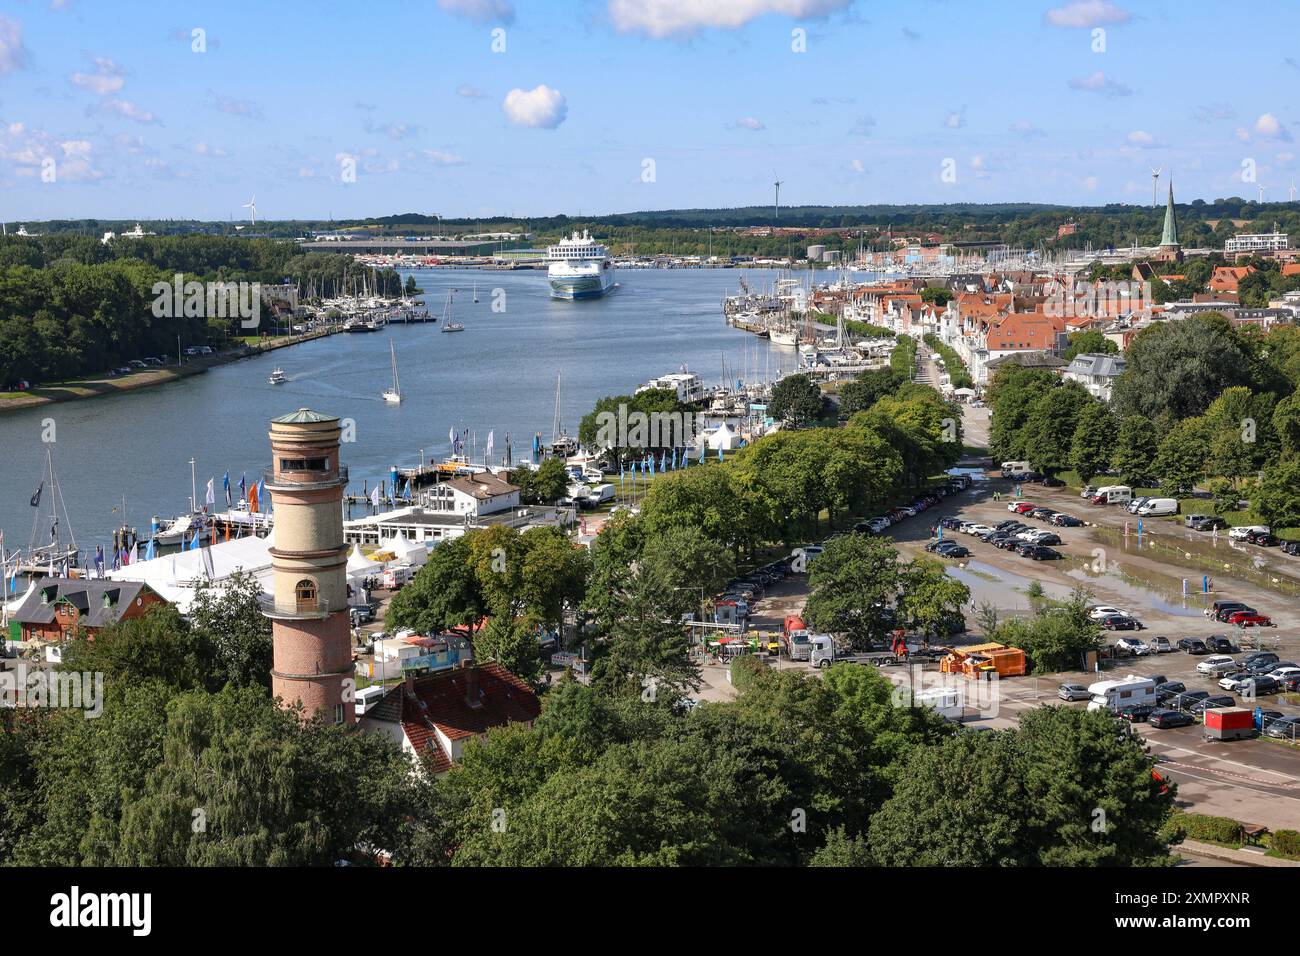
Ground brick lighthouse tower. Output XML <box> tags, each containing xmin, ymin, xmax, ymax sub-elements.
<box><xmin>263</xmin><ymin>408</ymin><xmax>353</xmax><ymax>724</ymax></box>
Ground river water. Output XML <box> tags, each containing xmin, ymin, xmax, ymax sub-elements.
<box><xmin>1</xmin><ymin>268</ymin><xmax>802</xmax><ymax>556</ymax></box>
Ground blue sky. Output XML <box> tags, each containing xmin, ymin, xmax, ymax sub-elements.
<box><xmin>1</xmin><ymin>0</ymin><xmax>1298</xmax><ymax>220</ymax></box>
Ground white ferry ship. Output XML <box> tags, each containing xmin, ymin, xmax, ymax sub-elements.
<box><xmin>547</xmin><ymin>230</ymin><xmax>616</xmax><ymax>300</ymax></box>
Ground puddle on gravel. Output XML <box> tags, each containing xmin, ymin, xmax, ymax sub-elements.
<box><xmin>1088</xmin><ymin>526</ymin><xmax>1300</xmax><ymax>598</ymax></box>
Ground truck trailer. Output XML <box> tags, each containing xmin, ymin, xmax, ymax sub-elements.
<box><xmin>1203</xmin><ymin>707</ymin><xmax>1256</xmax><ymax>741</ymax></box>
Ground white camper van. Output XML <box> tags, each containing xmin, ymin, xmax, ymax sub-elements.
<box><xmin>1090</xmin><ymin>485</ymin><xmax>1132</xmax><ymax>505</ymax></box>
<box><xmin>1086</xmin><ymin>675</ymin><xmax>1157</xmax><ymax>713</ymax></box>
<box><xmin>1137</xmin><ymin>498</ymin><xmax>1178</xmax><ymax>517</ymax></box>
<box><xmin>1001</xmin><ymin>461</ymin><xmax>1032</xmax><ymax>477</ymax></box>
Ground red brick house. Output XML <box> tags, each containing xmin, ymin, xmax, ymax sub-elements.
<box><xmin>359</xmin><ymin>660</ymin><xmax>541</xmax><ymax>774</ymax></box>
<box><xmin>9</xmin><ymin>578</ymin><xmax>164</xmax><ymax>644</ymax></box>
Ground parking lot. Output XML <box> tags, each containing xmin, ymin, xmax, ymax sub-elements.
<box><xmin>734</xmin><ymin>470</ymin><xmax>1300</xmax><ymax>831</ymax></box>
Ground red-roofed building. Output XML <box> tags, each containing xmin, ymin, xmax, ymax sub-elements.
<box><xmin>1210</xmin><ymin>266</ymin><xmax>1253</xmax><ymax>293</ymax></box>
<box><xmin>359</xmin><ymin>660</ymin><xmax>541</xmax><ymax>774</ymax></box>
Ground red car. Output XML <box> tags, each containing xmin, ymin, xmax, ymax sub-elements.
<box><xmin>1226</xmin><ymin>611</ymin><xmax>1273</xmax><ymax>627</ymax></box>
<box><xmin>1010</xmin><ymin>502</ymin><xmax>1035</xmax><ymax>514</ymax></box>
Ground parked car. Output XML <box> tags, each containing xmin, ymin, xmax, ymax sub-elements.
<box><xmin>1041</xmin><ymin>476</ymin><xmax>1065</xmax><ymax>488</ymax></box>
<box><xmin>963</xmin><ymin>524</ymin><xmax>995</xmax><ymax>537</ymax></box>
<box><xmin>1154</xmin><ymin>681</ymin><xmax>1186</xmax><ymax>702</ymax></box>
<box><xmin>1227</xmin><ymin>611</ymin><xmax>1273</xmax><ymax>627</ymax></box>
<box><xmin>1177</xmin><ymin>637</ymin><xmax>1208</xmax><ymax>655</ymax></box>
<box><xmin>1089</xmin><ymin>605</ymin><xmax>1128</xmax><ymax>620</ymax></box>
<box><xmin>1245</xmin><ymin>530</ymin><xmax>1279</xmax><ymax>547</ymax></box>
<box><xmin>1150</xmin><ymin>637</ymin><xmax>1174</xmax><ymax>653</ymax></box>
<box><xmin>1058</xmin><ymin>683</ymin><xmax>1092</xmax><ymax>702</ymax></box>
<box><xmin>1028</xmin><ymin>507</ymin><xmax>1056</xmax><ymax>521</ymax></box>
<box><xmin>1229</xmin><ymin>524</ymin><xmax>1270</xmax><ymax>540</ymax></box>
<box><xmin>1263</xmin><ymin>716</ymin><xmax>1300</xmax><ymax>740</ymax></box>
<box><xmin>1080</xmin><ymin>485</ymin><xmax>1098</xmax><ymax>499</ymax></box>
<box><xmin>1281</xmin><ymin>540</ymin><xmax>1300</xmax><ymax>556</ymax></box>
<box><xmin>1099</xmin><ymin>613</ymin><xmax>1142</xmax><ymax>630</ymax></box>
<box><xmin>1196</xmin><ymin>655</ymin><xmax>1239</xmax><ymax>676</ymax></box>
<box><xmin>1017</xmin><ymin>544</ymin><xmax>1061</xmax><ymax>560</ymax></box>
<box><xmin>1051</xmin><ymin>513</ymin><xmax>1084</xmax><ymax>527</ymax></box>
<box><xmin>1206</xmin><ymin>635</ymin><xmax>1239</xmax><ymax>654</ymax></box>
<box><xmin>995</xmin><ymin>537</ymin><xmax>1020</xmax><ymax>551</ymax></box>
<box><xmin>1227</xmin><ymin>674</ymin><xmax>1281</xmax><ymax>696</ymax></box>
<box><xmin>1149</xmin><ymin>709</ymin><xmax>1196</xmax><ymax>729</ymax></box>
<box><xmin>1186</xmin><ymin>514</ymin><xmax>1226</xmax><ymax>531</ymax></box>
<box><xmin>1119</xmin><ymin>703</ymin><xmax>1157</xmax><ymax>722</ymax></box>
<box><xmin>1279</xmin><ymin>674</ymin><xmax>1300</xmax><ymax>692</ymax></box>
<box><xmin>1169</xmin><ymin>691</ymin><xmax>1212</xmax><ymax>710</ymax></box>
<box><xmin>1031</xmin><ymin>532</ymin><xmax>1063</xmax><ymax>546</ymax></box>
<box><xmin>1115</xmin><ymin>637</ymin><xmax>1150</xmax><ymax>656</ymax></box>
<box><xmin>938</xmin><ymin>544</ymin><xmax>971</xmax><ymax>558</ymax></box>
<box><xmin>1218</xmin><ymin>670</ymin><xmax>1253</xmax><ymax>691</ymax></box>
<box><xmin>1189</xmin><ymin>694</ymin><xmax>1237</xmax><ymax>714</ymax></box>
<box><xmin>1009</xmin><ymin>502</ymin><xmax>1035</xmax><ymax>514</ymax></box>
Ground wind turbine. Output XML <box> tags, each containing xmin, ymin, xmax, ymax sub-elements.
<box><xmin>1291</xmin><ymin>180</ymin><xmax>1297</xmax><ymax>202</ymax></box>
<box><xmin>772</xmin><ymin>173</ymin><xmax>783</xmax><ymax>223</ymax></box>
<box><xmin>242</xmin><ymin>194</ymin><xmax>258</xmax><ymax>227</ymax></box>
<box><xmin>1149</xmin><ymin>167</ymin><xmax>1161</xmax><ymax>208</ymax></box>
<box><xmin>1258</xmin><ymin>184</ymin><xmax>1266</xmax><ymax>205</ymax></box>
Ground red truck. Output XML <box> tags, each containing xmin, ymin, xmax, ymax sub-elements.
<box><xmin>781</xmin><ymin>614</ymin><xmax>811</xmax><ymax>661</ymax></box>
<box><xmin>1203</xmin><ymin>707</ymin><xmax>1255</xmax><ymax>741</ymax></box>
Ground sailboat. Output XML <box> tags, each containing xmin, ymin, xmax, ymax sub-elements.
<box><xmin>549</xmin><ymin>371</ymin><xmax>579</xmax><ymax>456</ymax></box>
<box><xmin>382</xmin><ymin>340</ymin><xmax>402</xmax><ymax>403</ymax></box>
<box><xmin>17</xmin><ymin>447</ymin><xmax>80</xmax><ymax>576</ymax></box>
<box><xmin>440</xmin><ymin>288</ymin><xmax>465</xmax><ymax>333</ymax></box>
<box><xmin>472</xmin><ymin>279</ymin><xmax>479</xmax><ymax>304</ymax></box>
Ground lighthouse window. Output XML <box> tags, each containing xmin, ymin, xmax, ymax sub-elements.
<box><xmin>279</xmin><ymin>457</ymin><xmax>328</xmax><ymax>472</ymax></box>
<box><xmin>295</xmin><ymin>579</ymin><xmax>318</xmax><ymax>611</ymax></box>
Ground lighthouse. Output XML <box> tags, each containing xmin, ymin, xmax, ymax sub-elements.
<box><xmin>263</xmin><ymin>408</ymin><xmax>353</xmax><ymax>724</ymax></box>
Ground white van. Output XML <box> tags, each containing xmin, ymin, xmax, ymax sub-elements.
<box><xmin>1137</xmin><ymin>498</ymin><xmax>1178</xmax><ymax>517</ymax></box>
<box><xmin>1001</xmin><ymin>461</ymin><xmax>1032</xmax><ymax>476</ymax></box>
<box><xmin>587</xmin><ymin>483</ymin><xmax>615</xmax><ymax>504</ymax></box>
<box><xmin>355</xmin><ymin>685</ymin><xmax>388</xmax><ymax>717</ymax></box>
<box><xmin>1091</xmin><ymin>485</ymin><xmax>1131</xmax><ymax>505</ymax></box>
<box><xmin>1086</xmin><ymin>675</ymin><xmax>1156</xmax><ymax>713</ymax></box>
<box><xmin>382</xmin><ymin>565</ymin><xmax>413</xmax><ymax>590</ymax></box>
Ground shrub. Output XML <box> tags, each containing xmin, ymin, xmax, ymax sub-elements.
<box><xmin>730</xmin><ymin>654</ymin><xmax>768</xmax><ymax>693</ymax></box>
<box><xmin>1271</xmin><ymin>829</ymin><xmax>1300</xmax><ymax>859</ymax></box>
<box><xmin>1179</xmin><ymin>813</ymin><xmax>1243</xmax><ymax>846</ymax></box>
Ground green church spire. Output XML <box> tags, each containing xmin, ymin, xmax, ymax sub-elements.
<box><xmin>1160</xmin><ymin>178</ymin><xmax>1178</xmax><ymax>248</ymax></box>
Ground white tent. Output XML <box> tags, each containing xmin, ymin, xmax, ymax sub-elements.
<box><xmin>106</xmin><ymin>533</ymin><xmax>275</xmax><ymax>614</ymax></box>
<box><xmin>382</xmin><ymin>531</ymin><xmax>428</xmax><ymax>567</ymax></box>
<box><xmin>346</xmin><ymin>543</ymin><xmax>381</xmax><ymax>576</ymax></box>
<box><xmin>705</xmin><ymin>422</ymin><xmax>741</xmax><ymax>451</ymax></box>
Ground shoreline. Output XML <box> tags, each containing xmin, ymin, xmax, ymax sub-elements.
<box><xmin>0</xmin><ymin>328</ymin><xmax>340</xmax><ymax>416</ymax></box>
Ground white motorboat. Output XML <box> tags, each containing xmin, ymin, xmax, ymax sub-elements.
<box><xmin>268</xmin><ymin>367</ymin><xmax>286</xmax><ymax>385</ymax></box>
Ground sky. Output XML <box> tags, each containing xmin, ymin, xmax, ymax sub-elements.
<box><xmin>1</xmin><ymin>0</ymin><xmax>1299</xmax><ymax>221</ymax></box>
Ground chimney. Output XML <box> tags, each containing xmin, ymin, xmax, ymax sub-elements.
<box><xmin>464</xmin><ymin>661</ymin><xmax>482</xmax><ymax>709</ymax></box>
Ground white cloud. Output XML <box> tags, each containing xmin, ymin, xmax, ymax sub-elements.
<box><xmin>97</xmin><ymin>98</ymin><xmax>160</xmax><ymax>124</ymax></box>
<box><xmin>945</xmin><ymin>107</ymin><xmax>965</xmax><ymax>129</ymax></box>
<box><xmin>1009</xmin><ymin>120</ymin><xmax>1044</xmax><ymax>138</ymax></box>
<box><xmin>608</xmin><ymin>0</ymin><xmax>852</xmax><ymax>38</ymax></box>
<box><xmin>1255</xmin><ymin>112</ymin><xmax>1292</xmax><ymax>142</ymax></box>
<box><xmin>0</xmin><ymin>16</ymin><xmax>29</xmax><ymax>75</ymax></box>
<box><xmin>438</xmin><ymin>0</ymin><xmax>514</xmax><ymax>23</ymax></box>
<box><xmin>502</xmin><ymin>85</ymin><xmax>567</xmax><ymax>129</ymax></box>
<box><xmin>850</xmin><ymin>158</ymin><xmax>864</xmax><ymax>173</ymax></box>
<box><xmin>730</xmin><ymin>116</ymin><xmax>765</xmax><ymax>130</ymax></box>
<box><xmin>70</xmin><ymin>56</ymin><xmax>125</xmax><ymax>96</ymax></box>
<box><xmin>0</xmin><ymin>124</ymin><xmax>102</xmax><ymax>182</ymax></box>
<box><xmin>457</xmin><ymin>83</ymin><xmax>488</xmax><ymax>99</ymax></box>
<box><xmin>1235</xmin><ymin>127</ymin><xmax>1251</xmax><ymax>143</ymax></box>
<box><xmin>421</xmin><ymin>149</ymin><xmax>467</xmax><ymax>165</ymax></box>
<box><xmin>1068</xmin><ymin>71</ymin><xmax>1132</xmax><ymax>97</ymax></box>
<box><xmin>192</xmin><ymin>141</ymin><xmax>228</xmax><ymax>157</ymax></box>
<box><xmin>209</xmin><ymin>92</ymin><xmax>262</xmax><ymax>119</ymax></box>
<box><xmin>1125</xmin><ymin>129</ymin><xmax>1160</xmax><ymax>148</ymax></box>
<box><xmin>1044</xmin><ymin>1</ymin><xmax>1132</xmax><ymax>28</ymax></box>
